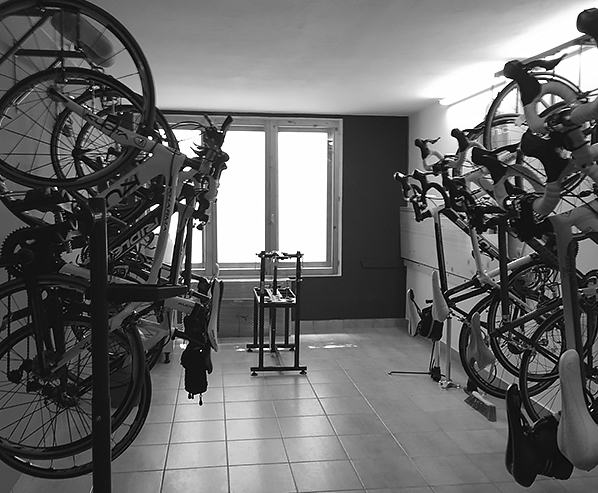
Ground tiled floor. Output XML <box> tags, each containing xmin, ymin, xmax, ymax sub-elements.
<box><xmin>11</xmin><ymin>321</ymin><xmax>598</xmax><ymax>492</ymax></box>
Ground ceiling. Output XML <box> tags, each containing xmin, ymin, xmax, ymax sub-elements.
<box><xmin>95</xmin><ymin>0</ymin><xmax>595</xmax><ymax>116</ymax></box>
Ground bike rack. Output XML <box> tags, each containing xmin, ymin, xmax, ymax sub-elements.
<box><xmin>247</xmin><ymin>251</ymin><xmax>307</xmax><ymax>375</ymax></box>
<box><xmin>89</xmin><ymin>197</ymin><xmax>112</xmax><ymax>493</ymax></box>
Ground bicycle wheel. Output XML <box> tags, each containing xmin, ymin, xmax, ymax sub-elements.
<box><xmin>0</xmin><ymin>366</ymin><xmax>152</xmax><ymax>479</ymax></box>
<box><xmin>0</xmin><ymin>67</ymin><xmax>150</xmax><ymax>190</ymax></box>
<box><xmin>456</xmin><ymin>114</ymin><xmax>547</xmax><ymax>200</ymax></box>
<box><xmin>519</xmin><ymin>310</ymin><xmax>598</xmax><ymax>422</ymax></box>
<box><xmin>0</xmin><ymin>274</ymin><xmax>145</xmax><ymax>459</ymax></box>
<box><xmin>483</xmin><ymin>74</ymin><xmax>582</xmax><ymax>150</ymax></box>
<box><xmin>486</xmin><ymin>259</ymin><xmax>562</xmax><ymax>379</ymax></box>
<box><xmin>0</xmin><ymin>104</ymin><xmax>175</xmax><ymax>228</ymax></box>
<box><xmin>458</xmin><ymin>295</ymin><xmax>518</xmax><ymax>398</ymax></box>
<box><xmin>0</xmin><ymin>0</ymin><xmax>154</xmax><ymax>122</ymax></box>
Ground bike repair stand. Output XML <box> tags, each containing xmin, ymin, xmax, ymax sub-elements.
<box><xmin>89</xmin><ymin>197</ymin><xmax>112</xmax><ymax>493</ymax></box>
<box><xmin>247</xmin><ymin>251</ymin><xmax>307</xmax><ymax>375</ymax></box>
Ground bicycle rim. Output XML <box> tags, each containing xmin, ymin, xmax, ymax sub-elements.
<box><xmin>458</xmin><ymin>295</ymin><xmax>515</xmax><ymax>398</ymax></box>
<box><xmin>487</xmin><ymin>259</ymin><xmax>561</xmax><ymax>380</ymax></box>
<box><xmin>0</xmin><ymin>366</ymin><xmax>151</xmax><ymax>479</ymax></box>
<box><xmin>0</xmin><ymin>275</ymin><xmax>145</xmax><ymax>458</ymax></box>
<box><xmin>483</xmin><ymin>74</ymin><xmax>581</xmax><ymax>150</ymax></box>
<box><xmin>519</xmin><ymin>310</ymin><xmax>598</xmax><ymax>421</ymax></box>
<box><xmin>0</xmin><ymin>67</ymin><xmax>147</xmax><ymax>189</ymax></box>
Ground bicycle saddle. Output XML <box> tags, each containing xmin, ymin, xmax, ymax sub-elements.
<box><xmin>577</xmin><ymin>8</ymin><xmax>598</xmax><ymax>44</ymax></box>
<box><xmin>465</xmin><ymin>311</ymin><xmax>495</xmax><ymax>371</ymax></box>
<box><xmin>406</xmin><ymin>289</ymin><xmax>420</xmax><ymax>337</ymax></box>
<box><xmin>503</xmin><ymin>60</ymin><xmax>542</xmax><ymax>106</ymax></box>
<box><xmin>505</xmin><ymin>384</ymin><xmax>573</xmax><ymax>486</ymax></box>
<box><xmin>557</xmin><ymin>349</ymin><xmax>598</xmax><ymax>471</ymax></box>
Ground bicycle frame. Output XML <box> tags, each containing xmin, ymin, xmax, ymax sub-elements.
<box><xmin>32</xmin><ymin>87</ymin><xmax>224</xmax><ymax>374</ymax></box>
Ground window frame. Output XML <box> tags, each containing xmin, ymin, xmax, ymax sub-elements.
<box><xmin>165</xmin><ymin>113</ymin><xmax>343</xmax><ymax>281</ymax></box>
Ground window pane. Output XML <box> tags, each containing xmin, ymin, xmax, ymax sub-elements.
<box><xmin>217</xmin><ymin>130</ymin><xmax>266</xmax><ymax>263</ymax></box>
<box><xmin>278</xmin><ymin>131</ymin><xmax>328</xmax><ymax>262</ymax></box>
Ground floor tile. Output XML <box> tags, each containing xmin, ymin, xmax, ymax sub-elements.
<box><xmin>306</xmin><ymin>369</ymin><xmax>353</xmax><ymax>383</ymax></box>
<box><xmin>132</xmin><ymin>422</ymin><xmax>172</xmax><ymax>446</ymax></box>
<box><xmin>145</xmin><ymin>404</ymin><xmax>176</xmax><ymax>424</ymax></box>
<box><xmin>224</xmin><ymin>385</ymin><xmax>271</xmax><ymax>401</ymax></box>
<box><xmin>226</xmin><ymin>417</ymin><xmax>282</xmax><ymax>440</ymax></box>
<box><xmin>377</xmin><ymin>411</ymin><xmax>441</xmax><ymax>434</ymax></box>
<box><xmin>225</xmin><ymin>400</ymin><xmax>277</xmax><ymax>419</ymax></box>
<box><xmin>278</xmin><ymin>415</ymin><xmax>336</xmax><ymax>437</ymax></box>
<box><xmin>111</xmin><ymin>471</ymin><xmax>163</xmax><ymax>493</ymax></box>
<box><xmin>170</xmin><ymin>420</ymin><xmax>226</xmax><ymax>442</ymax></box>
<box><xmin>227</xmin><ymin>438</ymin><xmax>288</xmax><ymax>465</ymax></box>
<box><xmin>412</xmin><ymin>455</ymin><xmax>492</xmax><ymax>486</ymax></box>
<box><xmin>291</xmin><ymin>460</ymin><xmax>363</xmax><ymax>492</ymax></box>
<box><xmin>352</xmin><ymin>456</ymin><xmax>427</xmax><ymax>489</ymax></box>
<box><xmin>174</xmin><ymin>401</ymin><xmax>225</xmax><ymax>421</ymax></box>
<box><xmin>162</xmin><ymin>466</ymin><xmax>229</xmax><ymax>493</ymax></box>
<box><xmin>268</xmin><ymin>383</ymin><xmax>316</xmax><ymax>400</ymax></box>
<box><xmin>273</xmin><ymin>398</ymin><xmax>325</xmax><ymax>417</ymax></box>
<box><xmin>311</xmin><ymin>381</ymin><xmax>361</xmax><ymax>398</ymax></box>
<box><xmin>393</xmin><ymin>431</ymin><xmax>463</xmax><ymax>457</ymax></box>
<box><xmin>229</xmin><ymin>463</ymin><xmax>296</xmax><ymax>493</ymax></box>
<box><xmin>444</xmin><ymin>429</ymin><xmax>507</xmax><ymax>455</ymax></box>
<box><xmin>284</xmin><ymin>435</ymin><xmax>348</xmax><ymax>462</ymax></box>
<box><xmin>319</xmin><ymin>396</ymin><xmax>374</xmax><ymax>415</ymax></box>
<box><xmin>329</xmin><ymin>413</ymin><xmax>388</xmax><ymax>436</ymax></box>
<box><xmin>166</xmin><ymin>441</ymin><xmax>227</xmax><ymax>469</ymax></box>
<box><xmin>111</xmin><ymin>444</ymin><xmax>168</xmax><ymax>473</ymax></box>
<box><xmin>339</xmin><ymin>433</ymin><xmax>406</xmax><ymax>460</ymax></box>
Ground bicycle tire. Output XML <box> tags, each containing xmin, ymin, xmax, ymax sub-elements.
<box><xmin>0</xmin><ymin>0</ymin><xmax>155</xmax><ymax>126</ymax></box>
<box><xmin>519</xmin><ymin>310</ymin><xmax>598</xmax><ymax>422</ymax></box>
<box><xmin>483</xmin><ymin>74</ymin><xmax>582</xmax><ymax>150</ymax></box>
<box><xmin>486</xmin><ymin>259</ymin><xmax>561</xmax><ymax>378</ymax></box>
<box><xmin>0</xmin><ymin>274</ymin><xmax>145</xmax><ymax>459</ymax></box>
<box><xmin>457</xmin><ymin>114</ymin><xmax>548</xmax><ymax>198</ymax></box>
<box><xmin>0</xmin><ymin>67</ymin><xmax>150</xmax><ymax>190</ymax></box>
<box><xmin>0</xmin><ymin>105</ymin><xmax>176</xmax><ymax>228</ymax></box>
<box><xmin>483</xmin><ymin>76</ymin><xmax>592</xmax><ymax>208</ymax></box>
<box><xmin>0</xmin><ymin>366</ymin><xmax>152</xmax><ymax>479</ymax></box>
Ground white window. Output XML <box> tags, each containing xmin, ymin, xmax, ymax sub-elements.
<box><xmin>168</xmin><ymin>115</ymin><xmax>343</xmax><ymax>280</ymax></box>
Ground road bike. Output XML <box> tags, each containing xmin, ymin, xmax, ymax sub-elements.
<box><xmin>0</xmin><ymin>70</ymin><xmax>231</xmax><ymax>477</ymax></box>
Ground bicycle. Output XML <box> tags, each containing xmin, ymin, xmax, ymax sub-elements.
<box><xmin>491</xmin><ymin>10</ymin><xmax>598</xmax><ymax>472</ymax></box>
<box><xmin>0</xmin><ymin>81</ymin><xmax>231</xmax><ymax>478</ymax></box>
<box><xmin>398</xmin><ymin>143</ymin><xmax>565</xmax><ymax>398</ymax></box>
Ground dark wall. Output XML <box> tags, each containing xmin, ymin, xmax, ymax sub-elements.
<box><xmin>301</xmin><ymin>115</ymin><xmax>408</xmax><ymax>320</ymax></box>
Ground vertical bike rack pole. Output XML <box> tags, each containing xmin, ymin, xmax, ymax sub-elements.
<box><xmin>89</xmin><ymin>197</ymin><xmax>112</xmax><ymax>493</ymax></box>
<box><xmin>293</xmin><ymin>252</ymin><xmax>302</xmax><ymax>368</ymax></box>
